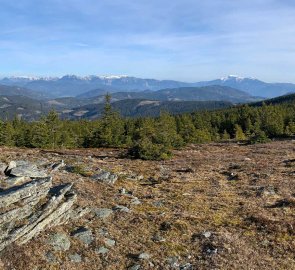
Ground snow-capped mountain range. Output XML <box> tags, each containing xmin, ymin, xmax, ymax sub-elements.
<box><xmin>0</xmin><ymin>75</ymin><xmax>294</xmax><ymax>98</ymax></box>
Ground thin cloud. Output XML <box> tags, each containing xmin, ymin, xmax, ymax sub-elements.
<box><xmin>0</xmin><ymin>0</ymin><xmax>294</xmax><ymax>82</ymax></box>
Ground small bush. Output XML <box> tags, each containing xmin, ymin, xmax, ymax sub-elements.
<box><xmin>128</xmin><ymin>138</ymin><xmax>172</xmax><ymax>160</ymax></box>
<box><xmin>250</xmin><ymin>130</ymin><xmax>270</xmax><ymax>144</ymax></box>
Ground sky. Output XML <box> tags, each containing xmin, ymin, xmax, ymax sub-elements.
<box><xmin>0</xmin><ymin>0</ymin><xmax>295</xmax><ymax>82</ymax></box>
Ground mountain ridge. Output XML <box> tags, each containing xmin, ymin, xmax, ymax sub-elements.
<box><xmin>1</xmin><ymin>75</ymin><xmax>295</xmax><ymax>98</ymax></box>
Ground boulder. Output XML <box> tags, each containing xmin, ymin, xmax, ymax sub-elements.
<box><xmin>72</xmin><ymin>227</ymin><xmax>94</xmax><ymax>246</ymax></box>
<box><xmin>92</xmin><ymin>170</ymin><xmax>118</xmax><ymax>184</ymax></box>
<box><xmin>138</xmin><ymin>253</ymin><xmax>151</xmax><ymax>260</ymax></box>
<box><xmin>94</xmin><ymin>208</ymin><xmax>113</xmax><ymax>219</ymax></box>
<box><xmin>104</xmin><ymin>238</ymin><xmax>116</xmax><ymax>247</ymax></box>
<box><xmin>96</xmin><ymin>246</ymin><xmax>109</xmax><ymax>255</ymax></box>
<box><xmin>45</xmin><ymin>252</ymin><xmax>58</xmax><ymax>264</ymax></box>
<box><xmin>47</xmin><ymin>233</ymin><xmax>71</xmax><ymax>251</ymax></box>
<box><xmin>68</xmin><ymin>253</ymin><xmax>82</xmax><ymax>263</ymax></box>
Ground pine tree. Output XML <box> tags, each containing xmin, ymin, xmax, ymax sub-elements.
<box><xmin>91</xmin><ymin>94</ymin><xmax>125</xmax><ymax>147</ymax></box>
<box><xmin>30</xmin><ymin>121</ymin><xmax>50</xmax><ymax>148</ymax></box>
<box><xmin>176</xmin><ymin>114</ymin><xmax>197</xmax><ymax>143</ymax></box>
<box><xmin>45</xmin><ymin>110</ymin><xmax>61</xmax><ymax>148</ymax></box>
<box><xmin>155</xmin><ymin>111</ymin><xmax>184</xmax><ymax>148</ymax></box>
<box><xmin>0</xmin><ymin>122</ymin><xmax>15</xmax><ymax>146</ymax></box>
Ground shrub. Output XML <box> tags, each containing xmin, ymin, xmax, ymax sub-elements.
<box><xmin>250</xmin><ymin>130</ymin><xmax>270</xmax><ymax>144</ymax></box>
<box><xmin>128</xmin><ymin>137</ymin><xmax>172</xmax><ymax>160</ymax></box>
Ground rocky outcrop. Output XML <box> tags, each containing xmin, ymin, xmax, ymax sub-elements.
<box><xmin>0</xmin><ymin>163</ymin><xmax>77</xmax><ymax>251</ymax></box>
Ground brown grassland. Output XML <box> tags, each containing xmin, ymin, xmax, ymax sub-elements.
<box><xmin>0</xmin><ymin>140</ymin><xmax>294</xmax><ymax>270</ymax></box>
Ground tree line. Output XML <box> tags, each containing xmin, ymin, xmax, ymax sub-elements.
<box><xmin>0</xmin><ymin>95</ymin><xmax>294</xmax><ymax>160</ymax></box>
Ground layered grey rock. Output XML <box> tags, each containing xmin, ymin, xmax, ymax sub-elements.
<box><xmin>0</xmin><ymin>177</ymin><xmax>52</xmax><ymax>208</ymax></box>
<box><xmin>0</xmin><ymin>176</ymin><xmax>77</xmax><ymax>251</ymax></box>
<box><xmin>9</xmin><ymin>164</ymin><xmax>47</xmax><ymax>178</ymax></box>
<box><xmin>3</xmin><ymin>176</ymin><xmax>27</xmax><ymax>188</ymax></box>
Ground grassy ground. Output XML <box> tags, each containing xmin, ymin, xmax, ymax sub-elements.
<box><xmin>0</xmin><ymin>140</ymin><xmax>294</xmax><ymax>269</ymax></box>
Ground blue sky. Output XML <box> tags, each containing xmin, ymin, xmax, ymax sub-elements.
<box><xmin>0</xmin><ymin>0</ymin><xmax>295</xmax><ymax>82</ymax></box>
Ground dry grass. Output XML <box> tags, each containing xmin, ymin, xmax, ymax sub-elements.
<box><xmin>0</xmin><ymin>141</ymin><xmax>294</xmax><ymax>269</ymax></box>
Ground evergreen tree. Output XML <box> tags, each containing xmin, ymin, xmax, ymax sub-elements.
<box><xmin>30</xmin><ymin>121</ymin><xmax>50</xmax><ymax>148</ymax></box>
<box><xmin>234</xmin><ymin>124</ymin><xmax>247</xmax><ymax>141</ymax></box>
<box><xmin>91</xmin><ymin>94</ymin><xmax>125</xmax><ymax>147</ymax></box>
<box><xmin>176</xmin><ymin>114</ymin><xmax>197</xmax><ymax>143</ymax></box>
<box><xmin>0</xmin><ymin>122</ymin><xmax>15</xmax><ymax>146</ymax></box>
<box><xmin>45</xmin><ymin>110</ymin><xmax>61</xmax><ymax>148</ymax></box>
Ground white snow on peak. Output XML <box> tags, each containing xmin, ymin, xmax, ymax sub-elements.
<box><xmin>221</xmin><ymin>75</ymin><xmax>256</xmax><ymax>82</ymax></box>
<box><xmin>96</xmin><ymin>75</ymin><xmax>129</xmax><ymax>80</ymax></box>
<box><xmin>6</xmin><ymin>76</ymin><xmax>59</xmax><ymax>81</ymax></box>
<box><xmin>2</xmin><ymin>75</ymin><xmax>131</xmax><ymax>81</ymax></box>
<box><xmin>61</xmin><ymin>75</ymin><xmax>130</xmax><ymax>80</ymax></box>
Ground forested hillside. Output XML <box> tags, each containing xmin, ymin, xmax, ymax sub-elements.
<box><xmin>0</xmin><ymin>94</ymin><xmax>294</xmax><ymax>160</ymax></box>
<box><xmin>78</xmin><ymin>85</ymin><xmax>260</xmax><ymax>103</ymax></box>
<box><xmin>64</xmin><ymin>99</ymin><xmax>233</xmax><ymax>119</ymax></box>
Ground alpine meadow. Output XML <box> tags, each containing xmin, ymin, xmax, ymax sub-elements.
<box><xmin>0</xmin><ymin>1</ymin><xmax>294</xmax><ymax>270</ymax></box>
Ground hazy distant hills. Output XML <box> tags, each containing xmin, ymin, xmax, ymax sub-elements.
<box><xmin>0</xmin><ymin>75</ymin><xmax>190</xmax><ymax>97</ymax></box>
<box><xmin>79</xmin><ymin>85</ymin><xmax>260</xmax><ymax>103</ymax></box>
<box><xmin>0</xmin><ymin>85</ymin><xmax>51</xmax><ymax>100</ymax></box>
<box><xmin>1</xmin><ymin>75</ymin><xmax>294</xmax><ymax>98</ymax></box>
<box><xmin>0</xmin><ymin>74</ymin><xmax>294</xmax><ymax>121</ymax></box>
